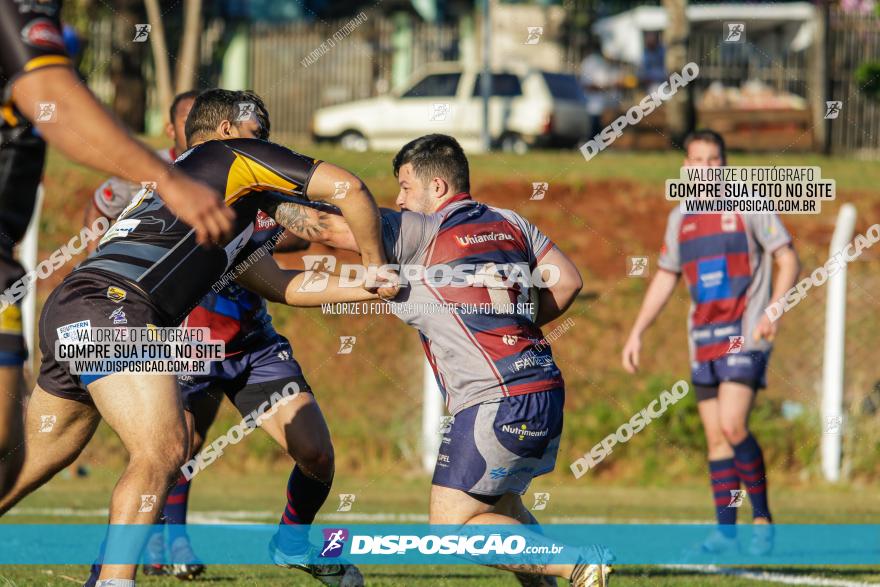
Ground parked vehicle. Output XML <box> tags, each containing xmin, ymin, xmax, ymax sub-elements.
<box><xmin>311</xmin><ymin>63</ymin><xmax>589</xmax><ymax>153</ymax></box>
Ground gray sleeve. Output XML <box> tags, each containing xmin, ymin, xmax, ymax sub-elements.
<box><xmin>494</xmin><ymin>209</ymin><xmax>555</xmax><ymax>264</ymax></box>
<box><xmin>93</xmin><ymin>177</ymin><xmax>141</xmax><ymax>218</ymax></box>
<box><xmin>381</xmin><ymin>210</ymin><xmax>439</xmax><ymax>266</ymax></box>
<box><xmin>657</xmin><ymin>209</ymin><xmax>682</xmax><ymax>273</ymax></box>
<box><xmin>747</xmin><ymin>213</ymin><xmax>792</xmax><ymax>254</ymax></box>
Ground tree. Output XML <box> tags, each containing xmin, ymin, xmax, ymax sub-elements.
<box><xmin>110</xmin><ymin>0</ymin><xmax>147</xmax><ymax>131</ymax></box>
<box><xmin>662</xmin><ymin>0</ymin><xmax>694</xmax><ymax>145</ymax></box>
<box><xmin>146</xmin><ymin>0</ymin><xmax>203</xmax><ymax>118</ymax></box>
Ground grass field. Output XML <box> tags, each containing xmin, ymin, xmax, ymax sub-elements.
<box><xmin>3</xmin><ymin>146</ymin><xmax>877</xmax><ymax>585</ymax></box>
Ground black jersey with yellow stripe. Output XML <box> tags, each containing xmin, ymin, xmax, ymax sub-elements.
<box><xmin>0</xmin><ymin>0</ymin><xmax>70</xmax><ymax>132</ymax></box>
<box><xmin>75</xmin><ymin>138</ymin><xmax>322</xmax><ymax>326</ymax></box>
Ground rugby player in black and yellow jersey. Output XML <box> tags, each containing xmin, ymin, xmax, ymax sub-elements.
<box><xmin>5</xmin><ymin>89</ymin><xmax>394</xmax><ymax>586</ymax></box>
<box><xmin>0</xmin><ymin>0</ymin><xmax>232</xmax><ymax>499</ymax></box>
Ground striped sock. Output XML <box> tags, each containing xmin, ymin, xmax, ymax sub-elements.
<box><xmin>164</xmin><ymin>474</ymin><xmax>191</xmax><ymax>543</ymax></box>
<box><xmin>709</xmin><ymin>458</ymin><xmax>739</xmax><ymax>537</ymax></box>
<box><xmin>277</xmin><ymin>466</ymin><xmax>331</xmax><ymax>552</ymax></box>
<box><xmin>733</xmin><ymin>434</ymin><xmax>772</xmax><ymax>521</ymax></box>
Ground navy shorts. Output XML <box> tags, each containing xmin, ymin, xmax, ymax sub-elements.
<box><xmin>432</xmin><ymin>388</ymin><xmax>564</xmax><ymax>497</ymax></box>
<box><xmin>691</xmin><ymin>350</ymin><xmax>770</xmax><ymax>401</ymax></box>
<box><xmin>177</xmin><ymin>334</ymin><xmax>311</xmax><ymax>416</ymax></box>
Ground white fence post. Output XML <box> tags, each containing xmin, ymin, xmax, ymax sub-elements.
<box><xmin>821</xmin><ymin>203</ymin><xmax>856</xmax><ymax>482</ymax></box>
<box><xmin>19</xmin><ymin>184</ymin><xmax>44</xmax><ymax>377</ymax></box>
<box><xmin>421</xmin><ymin>358</ymin><xmax>444</xmax><ymax>473</ymax></box>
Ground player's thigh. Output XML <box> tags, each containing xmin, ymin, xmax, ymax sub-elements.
<box><xmin>87</xmin><ymin>373</ymin><xmax>188</xmax><ymax>463</ymax></box>
<box><xmin>430</xmin><ymin>484</ymin><xmax>495</xmax><ymax>525</ymax></box>
<box><xmin>696</xmin><ymin>396</ymin><xmax>727</xmax><ymax>444</ymax></box>
<box><xmin>717</xmin><ymin>381</ymin><xmax>755</xmax><ymax>433</ymax></box>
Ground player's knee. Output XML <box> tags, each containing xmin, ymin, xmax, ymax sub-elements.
<box><xmin>705</xmin><ymin>435</ymin><xmax>730</xmax><ymax>456</ymax></box>
<box><xmin>720</xmin><ymin>422</ymin><xmax>747</xmax><ymax>445</ymax></box>
<box><xmin>292</xmin><ymin>441</ymin><xmax>334</xmax><ymax>480</ymax></box>
<box><xmin>131</xmin><ymin>443</ymin><xmax>188</xmax><ymax>480</ymax></box>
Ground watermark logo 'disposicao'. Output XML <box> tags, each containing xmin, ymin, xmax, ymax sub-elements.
<box><xmin>236</xmin><ymin>102</ymin><xmax>256</xmax><ymax>122</ymax></box>
<box><xmin>332</xmin><ymin>181</ymin><xmax>350</xmax><ymax>200</ymax></box>
<box><xmin>530</xmin><ymin>182</ymin><xmax>548</xmax><ymax>201</ymax></box>
<box><xmin>439</xmin><ymin>415</ymin><xmax>455</xmax><ymax>434</ymax></box>
<box><xmin>727</xmin><ymin>489</ymin><xmax>745</xmax><ymax>508</ymax></box>
<box><xmin>337</xmin><ymin>336</ymin><xmax>356</xmax><ymax>355</ymax></box>
<box><xmin>824</xmin><ymin>415</ymin><xmax>843</xmax><ymax>435</ymax></box>
<box><xmin>133</xmin><ymin>24</ymin><xmax>151</xmax><ymax>42</ymax></box>
<box><xmin>297</xmin><ymin>255</ymin><xmax>336</xmax><ymax>293</ymax></box>
<box><xmin>36</xmin><ymin>102</ymin><xmax>56</xmax><ymax>122</ymax></box>
<box><xmin>824</xmin><ymin>101</ymin><xmax>842</xmax><ymax>120</ymax></box>
<box><xmin>138</xmin><ymin>494</ymin><xmax>157</xmax><ymax>512</ymax></box>
<box><xmin>628</xmin><ymin>256</ymin><xmax>648</xmax><ymax>277</ymax></box>
<box><xmin>531</xmin><ymin>492</ymin><xmax>550</xmax><ymax>511</ymax></box>
<box><xmin>337</xmin><ymin>494</ymin><xmax>356</xmax><ymax>512</ymax></box>
<box><xmin>320</xmin><ymin>528</ymin><xmax>349</xmax><ymax>558</ymax></box>
<box><xmin>430</xmin><ymin>103</ymin><xmax>451</xmax><ymax>122</ymax></box>
<box><xmin>524</xmin><ymin>26</ymin><xmax>544</xmax><ymax>45</ymax></box>
<box><xmin>580</xmin><ymin>63</ymin><xmax>700</xmax><ymax>162</ymax></box>
<box><xmin>726</xmin><ymin>335</ymin><xmax>744</xmax><ymax>354</ymax></box>
<box><xmin>724</xmin><ymin>23</ymin><xmax>745</xmax><ymax>43</ymax></box>
<box><xmin>39</xmin><ymin>415</ymin><xmax>56</xmax><ymax>433</ymax></box>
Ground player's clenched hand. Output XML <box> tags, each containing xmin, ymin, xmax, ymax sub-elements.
<box><xmin>364</xmin><ymin>264</ymin><xmax>400</xmax><ymax>300</ymax></box>
<box><xmin>752</xmin><ymin>313</ymin><xmax>778</xmax><ymax>343</ymax></box>
<box><xmin>622</xmin><ymin>335</ymin><xmax>641</xmax><ymax>374</ymax></box>
<box><xmin>161</xmin><ymin>171</ymin><xmax>235</xmax><ymax>244</ymax></box>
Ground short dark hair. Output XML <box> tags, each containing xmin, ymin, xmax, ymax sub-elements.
<box><xmin>169</xmin><ymin>90</ymin><xmax>199</xmax><ymax>123</ymax></box>
<box><xmin>683</xmin><ymin>129</ymin><xmax>726</xmax><ymax>161</ymax></box>
<box><xmin>392</xmin><ymin>134</ymin><xmax>470</xmax><ymax>194</ymax></box>
<box><xmin>184</xmin><ymin>89</ymin><xmax>271</xmax><ymax>145</ymax></box>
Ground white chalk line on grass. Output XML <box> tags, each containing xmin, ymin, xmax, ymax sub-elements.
<box><xmin>664</xmin><ymin>565</ymin><xmax>879</xmax><ymax>587</ymax></box>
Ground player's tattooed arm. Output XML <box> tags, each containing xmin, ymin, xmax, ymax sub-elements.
<box><xmin>234</xmin><ymin>253</ymin><xmax>377</xmax><ymax>305</ymax></box>
<box><xmin>268</xmin><ymin>201</ymin><xmax>359</xmax><ymax>252</ymax></box>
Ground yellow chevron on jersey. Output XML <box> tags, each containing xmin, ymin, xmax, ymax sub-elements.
<box><xmin>225</xmin><ymin>152</ymin><xmax>298</xmax><ymax>206</ymax></box>
<box><xmin>0</xmin><ymin>304</ymin><xmax>22</xmax><ymax>335</ymax></box>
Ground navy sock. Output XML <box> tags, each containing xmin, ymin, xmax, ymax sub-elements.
<box><xmin>733</xmin><ymin>433</ymin><xmax>772</xmax><ymax>521</ymax></box>
<box><xmin>278</xmin><ymin>466</ymin><xmax>331</xmax><ymax>551</ymax></box>
<box><xmin>709</xmin><ymin>457</ymin><xmax>739</xmax><ymax>537</ymax></box>
<box><xmin>164</xmin><ymin>474</ymin><xmax>191</xmax><ymax>544</ymax></box>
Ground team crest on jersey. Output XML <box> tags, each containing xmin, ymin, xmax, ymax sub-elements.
<box><xmin>721</xmin><ymin>213</ymin><xmax>737</xmax><ymax>232</ymax></box>
<box><xmin>502</xmin><ymin>334</ymin><xmax>517</xmax><ymax>346</ymax></box>
<box><xmin>106</xmin><ymin>287</ymin><xmax>127</xmax><ymax>303</ymax></box>
<box><xmin>109</xmin><ymin>307</ymin><xmax>127</xmax><ymax>325</ymax></box>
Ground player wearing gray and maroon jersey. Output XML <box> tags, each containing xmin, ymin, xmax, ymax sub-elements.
<box><xmin>382</xmin><ymin>196</ymin><xmax>561</xmax><ymax>415</ymax></box>
<box><xmin>278</xmin><ymin>134</ymin><xmax>612</xmax><ymax>587</ymax></box>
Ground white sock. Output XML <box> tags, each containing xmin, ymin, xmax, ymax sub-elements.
<box><xmin>96</xmin><ymin>580</ymin><xmax>136</xmax><ymax>587</ymax></box>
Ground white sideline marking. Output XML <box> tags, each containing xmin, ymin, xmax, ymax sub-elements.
<box><xmin>664</xmin><ymin>565</ymin><xmax>879</xmax><ymax>586</ymax></box>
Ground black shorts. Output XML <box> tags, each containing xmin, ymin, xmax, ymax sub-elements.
<box><xmin>37</xmin><ymin>271</ymin><xmax>165</xmax><ymax>404</ymax></box>
<box><xmin>0</xmin><ymin>130</ymin><xmax>46</xmax><ymax>366</ymax></box>
<box><xmin>0</xmin><ymin>252</ymin><xmax>27</xmax><ymax>366</ymax></box>
<box><xmin>177</xmin><ymin>334</ymin><xmax>312</xmax><ymax>416</ymax></box>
